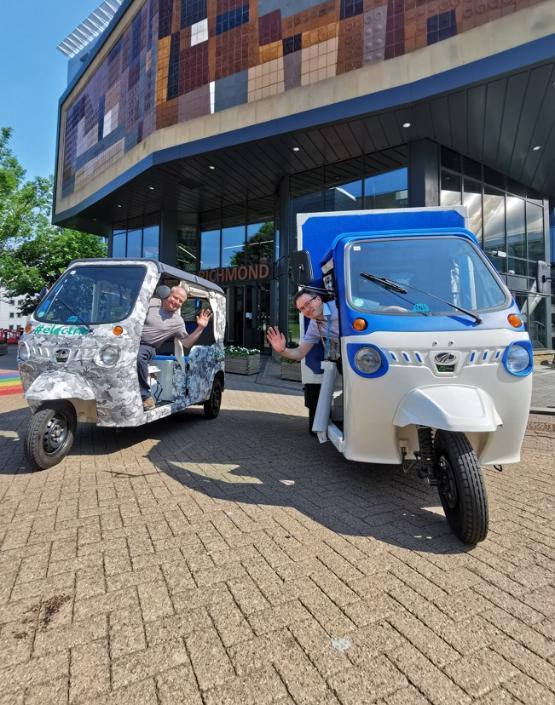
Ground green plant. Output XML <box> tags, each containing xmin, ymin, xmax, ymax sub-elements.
<box><xmin>281</xmin><ymin>357</ymin><xmax>300</xmax><ymax>364</ymax></box>
<box><xmin>225</xmin><ymin>345</ymin><xmax>260</xmax><ymax>358</ymax></box>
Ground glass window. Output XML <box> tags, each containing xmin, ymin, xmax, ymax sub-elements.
<box><xmin>243</xmin><ymin>221</ymin><xmax>275</xmax><ymax>265</ymax></box>
<box><xmin>177</xmin><ymin>227</ymin><xmax>199</xmax><ymax>273</ymax></box>
<box><xmin>112</xmin><ymin>231</ymin><xmax>126</xmax><ymax>257</ymax></box>
<box><xmin>526</xmin><ymin>201</ymin><xmax>544</xmax><ymax>262</ymax></box>
<box><xmin>200</xmin><ymin>229</ymin><xmax>220</xmax><ymax>269</ymax></box>
<box><xmin>506</xmin><ymin>196</ymin><xmax>525</xmax><ymax>259</ymax></box>
<box><xmin>348</xmin><ymin>236</ymin><xmax>508</xmax><ymax>315</ymax></box>
<box><xmin>364</xmin><ymin>168</ymin><xmax>408</xmax><ymax>209</ymax></box>
<box><xmin>483</xmin><ymin>185</ymin><xmax>505</xmax><ymax>271</ymax></box>
<box><xmin>527</xmin><ymin>296</ymin><xmax>548</xmax><ymax>348</ymax></box>
<box><xmin>142</xmin><ymin>225</ymin><xmax>159</xmax><ymax>259</ymax></box>
<box><xmin>440</xmin><ymin>170</ymin><xmax>461</xmax><ymax>207</ymax></box>
<box><xmin>222</xmin><ymin>225</ymin><xmax>245</xmax><ymax>267</ymax></box>
<box><xmin>463</xmin><ymin>178</ymin><xmax>482</xmax><ymax>244</ymax></box>
<box><xmin>324</xmin><ymin>158</ymin><xmax>363</xmax><ymax>210</ymax></box>
<box><xmin>35</xmin><ymin>265</ymin><xmax>146</xmax><ymax>324</ymax></box>
<box><xmin>127</xmin><ymin>228</ymin><xmax>142</xmax><ymax>258</ymax></box>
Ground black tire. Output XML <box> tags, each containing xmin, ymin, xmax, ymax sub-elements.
<box><xmin>24</xmin><ymin>403</ymin><xmax>77</xmax><ymax>471</ymax></box>
<box><xmin>434</xmin><ymin>430</ymin><xmax>489</xmax><ymax>545</ymax></box>
<box><xmin>304</xmin><ymin>384</ymin><xmax>320</xmax><ymax>436</ymax></box>
<box><xmin>204</xmin><ymin>378</ymin><xmax>223</xmax><ymax>419</ymax></box>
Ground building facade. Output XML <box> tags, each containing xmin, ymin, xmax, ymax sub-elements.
<box><xmin>54</xmin><ymin>0</ymin><xmax>554</xmax><ymax>350</ymax></box>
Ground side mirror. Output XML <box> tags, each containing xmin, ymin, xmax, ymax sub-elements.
<box><xmin>289</xmin><ymin>250</ymin><xmax>313</xmax><ymax>287</ymax></box>
<box><xmin>36</xmin><ymin>286</ymin><xmax>49</xmax><ymax>303</ymax></box>
<box><xmin>536</xmin><ymin>260</ymin><xmax>551</xmax><ymax>295</ymax></box>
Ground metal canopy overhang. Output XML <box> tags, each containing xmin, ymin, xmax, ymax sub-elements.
<box><xmin>54</xmin><ymin>35</ymin><xmax>555</xmax><ymax>235</ymax></box>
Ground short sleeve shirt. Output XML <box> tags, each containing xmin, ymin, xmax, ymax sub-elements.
<box><xmin>302</xmin><ymin>301</ymin><xmax>339</xmax><ymax>345</ymax></box>
<box><xmin>140</xmin><ymin>298</ymin><xmax>187</xmax><ymax>348</ymax></box>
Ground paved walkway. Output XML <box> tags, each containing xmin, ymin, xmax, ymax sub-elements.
<box><xmin>0</xmin><ymin>369</ymin><xmax>553</xmax><ymax>705</ymax></box>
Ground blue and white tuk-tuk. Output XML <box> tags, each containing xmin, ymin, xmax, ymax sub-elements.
<box><xmin>294</xmin><ymin>207</ymin><xmax>533</xmax><ymax>544</ymax></box>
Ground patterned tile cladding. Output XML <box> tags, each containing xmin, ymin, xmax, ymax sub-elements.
<box><xmin>60</xmin><ymin>0</ymin><xmax>545</xmax><ymax>198</ymax></box>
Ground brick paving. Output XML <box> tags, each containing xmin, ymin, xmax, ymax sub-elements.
<box><xmin>0</xmin><ymin>382</ymin><xmax>553</xmax><ymax>705</ymax></box>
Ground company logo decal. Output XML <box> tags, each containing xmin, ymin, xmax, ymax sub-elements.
<box><xmin>33</xmin><ymin>324</ymin><xmax>89</xmax><ymax>336</ymax></box>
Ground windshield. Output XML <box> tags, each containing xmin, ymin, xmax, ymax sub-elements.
<box><xmin>348</xmin><ymin>236</ymin><xmax>508</xmax><ymax>315</ymax></box>
<box><xmin>35</xmin><ymin>265</ymin><xmax>146</xmax><ymax>325</ymax></box>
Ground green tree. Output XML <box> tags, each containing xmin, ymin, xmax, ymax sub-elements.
<box><xmin>0</xmin><ymin>128</ymin><xmax>106</xmax><ymax>314</ymax></box>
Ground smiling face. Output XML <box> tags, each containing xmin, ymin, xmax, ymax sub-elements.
<box><xmin>295</xmin><ymin>292</ymin><xmax>323</xmax><ymax>320</ymax></box>
<box><xmin>162</xmin><ymin>287</ymin><xmax>187</xmax><ymax>312</ymax></box>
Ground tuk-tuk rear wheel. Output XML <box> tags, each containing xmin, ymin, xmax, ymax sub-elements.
<box><xmin>204</xmin><ymin>378</ymin><xmax>223</xmax><ymax>419</ymax></box>
<box><xmin>24</xmin><ymin>403</ymin><xmax>77</xmax><ymax>471</ymax></box>
<box><xmin>434</xmin><ymin>430</ymin><xmax>489</xmax><ymax>545</ymax></box>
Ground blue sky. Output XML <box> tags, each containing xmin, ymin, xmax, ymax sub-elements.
<box><xmin>0</xmin><ymin>1</ymin><xmax>103</xmax><ymax>180</ymax></box>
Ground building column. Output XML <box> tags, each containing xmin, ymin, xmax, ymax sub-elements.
<box><xmin>159</xmin><ymin>211</ymin><xmax>178</xmax><ymax>265</ymax></box>
<box><xmin>408</xmin><ymin>139</ymin><xmax>440</xmax><ymax>207</ymax></box>
<box><xmin>277</xmin><ymin>175</ymin><xmax>291</xmax><ymax>335</ymax></box>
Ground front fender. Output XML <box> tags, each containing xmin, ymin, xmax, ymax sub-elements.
<box><xmin>393</xmin><ymin>385</ymin><xmax>502</xmax><ymax>432</ymax></box>
<box><xmin>25</xmin><ymin>371</ymin><xmax>95</xmax><ymax>403</ymax></box>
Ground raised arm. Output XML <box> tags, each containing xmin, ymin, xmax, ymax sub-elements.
<box><xmin>266</xmin><ymin>326</ymin><xmax>314</xmax><ymax>361</ymax></box>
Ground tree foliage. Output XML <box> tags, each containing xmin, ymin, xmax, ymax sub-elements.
<box><xmin>0</xmin><ymin>128</ymin><xmax>106</xmax><ymax>314</ymax></box>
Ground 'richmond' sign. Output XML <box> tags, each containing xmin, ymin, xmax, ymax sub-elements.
<box><xmin>199</xmin><ymin>263</ymin><xmax>271</xmax><ymax>283</ymax></box>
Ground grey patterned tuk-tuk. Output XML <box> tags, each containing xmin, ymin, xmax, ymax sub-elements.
<box><xmin>18</xmin><ymin>259</ymin><xmax>226</xmax><ymax>470</ymax></box>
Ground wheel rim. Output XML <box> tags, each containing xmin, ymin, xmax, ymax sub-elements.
<box><xmin>42</xmin><ymin>413</ymin><xmax>69</xmax><ymax>455</ymax></box>
<box><xmin>437</xmin><ymin>455</ymin><xmax>458</xmax><ymax>509</ymax></box>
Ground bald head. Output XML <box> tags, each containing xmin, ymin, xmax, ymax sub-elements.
<box><xmin>162</xmin><ymin>286</ymin><xmax>187</xmax><ymax>312</ymax></box>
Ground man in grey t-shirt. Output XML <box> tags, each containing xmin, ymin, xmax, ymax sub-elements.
<box><xmin>138</xmin><ymin>286</ymin><xmax>211</xmax><ymax>410</ymax></box>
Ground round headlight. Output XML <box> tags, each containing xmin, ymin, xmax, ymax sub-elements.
<box><xmin>18</xmin><ymin>341</ymin><xmax>30</xmax><ymax>362</ymax></box>
<box><xmin>99</xmin><ymin>345</ymin><xmax>120</xmax><ymax>367</ymax></box>
<box><xmin>505</xmin><ymin>344</ymin><xmax>530</xmax><ymax>374</ymax></box>
<box><xmin>354</xmin><ymin>346</ymin><xmax>382</xmax><ymax>375</ymax></box>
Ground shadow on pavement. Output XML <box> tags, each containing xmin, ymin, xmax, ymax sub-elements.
<box><xmin>0</xmin><ymin>401</ymin><xmax>471</xmax><ymax>555</ymax></box>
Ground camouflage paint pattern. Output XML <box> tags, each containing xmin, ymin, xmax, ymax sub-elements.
<box><xmin>18</xmin><ymin>259</ymin><xmax>226</xmax><ymax>428</ymax></box>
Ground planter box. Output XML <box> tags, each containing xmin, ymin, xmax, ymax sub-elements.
<box><xmin>225</xmin><ymin>353</ymin><xmax>260</xmax><ymax>375</ymax></box>
<box><xmin>281</xmin><ymin>361</ymin><xmax>302</xmax><ymax>381</ymax></box>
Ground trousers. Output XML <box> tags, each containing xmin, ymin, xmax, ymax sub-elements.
<box><xmin>137</xmin><ymin>344</ymin><xmax>156</xmax><ymax>400</ymax></box>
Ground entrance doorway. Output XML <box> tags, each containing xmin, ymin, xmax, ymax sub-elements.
<box><xmin>224</xmin><ymin>283</ymin><xmax>270</xmax><ymax>351</ymax></box>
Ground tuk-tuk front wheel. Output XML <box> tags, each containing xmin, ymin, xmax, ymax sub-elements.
<box><xmin>204</xmin><ymin>378</ymin><xmax>223</xmax><ymax>419</ymax></box>
<box><xmin>434</xmin><ymin>430</ymin><xmax>489</xmax><ymax>545</ymax></box>
<box><xmin>25</xmin><ymin>403</ymin><xmax>77</xmax><ymax>471</ymax></box>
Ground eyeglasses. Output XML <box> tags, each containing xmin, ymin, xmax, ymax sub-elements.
<box><xmin>297</xmin><ymin>295</ymin><xmax>319</xmax><ymax>314</ymax></box>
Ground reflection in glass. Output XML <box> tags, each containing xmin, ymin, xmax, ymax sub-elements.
<box><xmin>325</xmin><ymin>179</ymin><xmax>363</xmax><ymax>210</ymax></box>
<box><xmin>177</xmin><ymin>227</ymin><xmax>198</xmax><ymax>273</ymax></box>
<box><xmin>526</xmin><ymin>202</ymin><xmax>544</xmax><ymax>261</ymax></box>
<box><xmin>222</xmin><ymin>225</ymin><xmax>245</xmax><ymax>267</ymax></box>
<box><xmin>200</xmin><ymin>229</ymin><xmax>220</xmax><ymax>269</ymax></box>
<box><xmin>483</xmin><ymin>185</ymin><xmax>505</xmax><ymax>271</ymax></box>
<box><xmin>127</xmin><ymin>229</ymin><xmax>142</xmax><ymax>258</ymax></box>
<box><xmin>463</xmin><ymin>178</ymin><xmax>482</xmax><ymax>244</ymax></box>
<box><xmin>527</xmin><ymin>295</ymin><xmax>547</xmax><ymax>348</ymax></box>
<box><xmin>440</xmin><ymin>171</ymin><xmax>461</xmax><ymax>207</ymax></box>
<box><xmin>242</xmin><ymin>222</ymin><xmax>275</xmax><ymax>265</ymax></box>
<box><xmin>506</xmin><ymin>196</ymin><xmax>525</xmax><ymax>259</ymax></box>
<box><xmin>143</xmin><ymin>225</ymin><xmax>159</xmax><ymax>259</ymax></box>
<box><xmin>112</xmin><ymin>231</ymin><xmax>126</xmax><ymax>257</ymax></box>
<box><xmin>364</xmin><ymin>168</ymin><xmax>408</xmax><ymax>209</ymax></box>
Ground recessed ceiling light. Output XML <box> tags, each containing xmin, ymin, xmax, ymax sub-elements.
<box><xmin>402</xmin><ymin>122</ymin><xmax>411</xmax><ymax>128</ymax></box>
<box><xmin>292</xmin><ymin>146</ymin><xmax>300</xmax><ymax>152</ymax></box>
<box><xmin>532</xmin><ymin>145</ymin><xmax>541</xmax><ymax>151</ymax></box>
<box><xmin>148</xmin><ymin>185</ymin><xmax>155</xmax><ymax>190</ymax></box>
<box><xmin>208</xmin><ymin>165</ymin><xmax>216</xmax><ymax>170</ymax></box>
<box><xmin>116</xmin><ymin>204</ymin><xmax>123</xmax><ymax>208</ymax></box>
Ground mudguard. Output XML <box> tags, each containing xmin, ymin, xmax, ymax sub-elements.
<box><xmin>393</xmin><ymin>385</ymin><xmax>502</xmax><ymax>432</ymax></box>
<box><xmin>25</xmin><ymin>371</ymin><xmax>95</xmax><ymax>402</ymax></box>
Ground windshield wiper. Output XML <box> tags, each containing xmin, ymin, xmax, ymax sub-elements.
<box><xmin>56</xmin><ymin>298</ymin><xmax>93</xmax><ymax>333</ymax></box>
<box><xmin>360</xmin><ymin>272</ymin><xmax>408</xmax><ymax>294</ymax></box>
<box><xmin>360</xmin><ymin>272</ymin><xmax>482</xmax><ymax>324</ymax></box>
